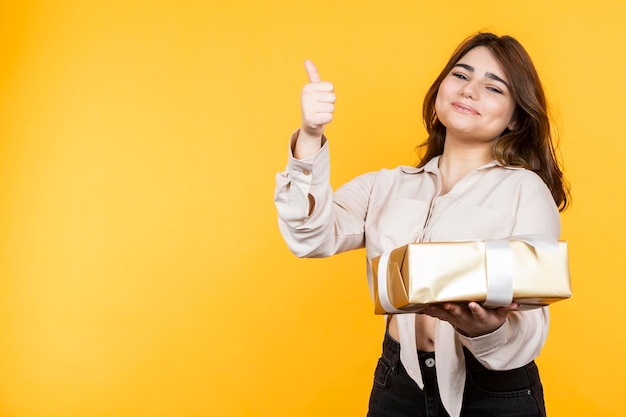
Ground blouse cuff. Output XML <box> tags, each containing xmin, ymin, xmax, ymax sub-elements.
<box><xmin>286</xmin><ymin>130</ymin><xmax>330</xmax><ymax>188</ymax></box>
<box><xmin>457</xmin><ymin>319</ymin><xmax>511</xmax><ymax>357</ymax></box>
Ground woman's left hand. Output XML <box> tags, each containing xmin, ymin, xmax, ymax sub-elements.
<box><xmin>419</xmin><ymin>301</ymin><xmax>519</xmax><ymax>338</ymax></box>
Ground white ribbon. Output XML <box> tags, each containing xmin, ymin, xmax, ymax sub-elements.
<box><xmin>484</xmin><ymin>234</ymin><xmax>558</xmax><ymax>307</ymax></box>
<box><xmin>483</xmin><ymin>239</ymin><xmax>514</xmax><ymax>307</ymax></box>
<box><xmin>376</xmin><ymin>249</ymin><xmax>404</xmax><ymax>314</ymax></box>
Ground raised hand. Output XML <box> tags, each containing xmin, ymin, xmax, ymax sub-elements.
<box><xmin>300</xmin><ymin>60</ymin><xmax>336</xmax><ymax>139</ymax></box>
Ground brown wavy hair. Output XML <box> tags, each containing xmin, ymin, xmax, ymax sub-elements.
<box><xmin>419</xmin><ymin>33</ymin><xmax>570</xmax><ymax>211</ymax></box>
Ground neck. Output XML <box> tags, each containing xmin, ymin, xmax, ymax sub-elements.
<box><xmin>437</xmin><ymin>140</ymin><xmax>494</xmax><ymax>194</ymax></box>
<box><xmin>440</xmin><ymin>138</ymin><xmax>493</xmax><ymax>167</ymax></box>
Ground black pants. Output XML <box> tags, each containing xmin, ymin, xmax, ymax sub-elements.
<box><xmin>367</xmin><ymin>332</ymin><xmax>546</xmax><ymax>417</ymax></box>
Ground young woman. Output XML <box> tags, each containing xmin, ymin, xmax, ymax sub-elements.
<box><xmin>274</xmin><ymin>33</ymin><xmax>569</xmax><ymax>417</ymax></box>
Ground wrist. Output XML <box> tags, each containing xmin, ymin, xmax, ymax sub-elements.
<box><xmin>293</xmin><ymin>129</ymin><xmax>323</xmax><ymax>160</ymax></box>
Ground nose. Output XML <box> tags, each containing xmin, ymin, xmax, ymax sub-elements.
<box><xmin>461</xmin><ymin>81</ymin><xmax>478</xmax><ymax>100</ymax></box>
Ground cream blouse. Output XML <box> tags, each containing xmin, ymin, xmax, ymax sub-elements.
<box><xmin>274</xmin><ymin>132</ymin><xmax>560</xmax><ymax>417</ymax></box>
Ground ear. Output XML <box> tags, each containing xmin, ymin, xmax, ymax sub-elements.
<box><xmin>507</xmin><ymin>117</ymin><xmax>517</xmax><ymax>131</ymax></box>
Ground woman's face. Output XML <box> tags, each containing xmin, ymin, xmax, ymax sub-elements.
<box><xmin>435</xmin><ymin>46</ymin><xmax>516</xmax><ymax>144</ymax></box>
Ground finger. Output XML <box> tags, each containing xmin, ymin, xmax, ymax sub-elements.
<box><xmin>443</xmin><ymin>303</ymin><xmax>462</xmax><ymax>315</ymax></box>
<box><xmin>309</xmin><ymin>91</ymin><xmax>336</xmax><ymax>103</ymax></box>
<box><xmin>492</xmin><ymin>303</ymin><xmax>519</xmax><ymax>319</ymax></box>
<box><xmin>304</xmin><ymin>59</ymin><xmax>321</xmax><ymax>83</ymax></box>
<box><xmin>418</xmin><ymin>306</ymin><xmax>437</xmax><ymax>317</ymax></box>
<box><xmin>422</xmin><ymin>305</ymin><xmax>452</xmax><ymax>321</ymax></box>
<box><xmin>312</xmin><ymin>102</ymin><xmax>335</xmax><ymax>113</ymax></box>
<box><xmin>309</xmin><ymin>113</ymin><xmax>333</xmax><ymax>127</ymax></box>
<box><xmin>301</xmin><ymin>86</ymin><xmax>336</xmax><ymax>101</ymax></box>
<box><xmin>302</xmin><ymin>82</ymin><xmax>335</xmax><ymax>94</ymax></box>
<box><xmin>468</xmin><ymin>302</ymin><xmax>488</xmax><ymax>319</ymax></box>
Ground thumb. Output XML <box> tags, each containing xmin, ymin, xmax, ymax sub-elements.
<box><xmin>304</xmin><ymin>59</ymin><xmax>321</xmax><ymax>83</ymax></box>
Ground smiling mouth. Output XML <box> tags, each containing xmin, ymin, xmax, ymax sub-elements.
<box><xmin>452</xmin><ymin>102</ymin><xmax>479</xmax><ymax>115</ymax></box>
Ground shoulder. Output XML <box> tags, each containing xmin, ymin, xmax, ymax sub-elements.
<box><xmin>365</xmin><ymin>155</ymin><xmax>437</xmax><ymax>179</ymax></box>
<box><xmin>352</xmin><ymin>164</ymin><xmax>427</xmax><ymax>181</ymax></box>
<box><xmin>494</xmin><ymin>167</ymin><xmax>559</xmax><ymax>215</ymax></box>
<box><xmin>489</xmin><ymin>166</ymin><xmax>549</xmax><ymax>190</ymax></box>
<box><xmin>369</xmin><ymin>165</ymin><xmax>432</xmax><ymax>186</ymax></box>
<box><xmin>478</xmin><ymin>166</ymin><xmax>556</xmax><ymax>212</ymax></box>
<box><xmin>338</xmin><ymin>165</ymin><xmax>431</xmax><ymax>199</ymax></box>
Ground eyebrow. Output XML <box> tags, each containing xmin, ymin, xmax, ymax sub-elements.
<box><xmin>454</xmin><ymin>63</ymin><xmax>510</xmax><ymax>89</ymax></box>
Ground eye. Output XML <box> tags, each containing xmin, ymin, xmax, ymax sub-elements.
<box><xmin>452</xmin><ymin>72</ymin><xmax>469</xmax><ymax>81</ymax></box>
<box><xmin>486</xmin><ymin>86</ymin><xmax>503</xmax><ymax>94</ymax></box>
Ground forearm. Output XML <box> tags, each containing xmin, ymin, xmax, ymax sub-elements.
<box><xmin>275</xmin><ymin>133</ymin><xmax>370</xmax><ymax>258</ymax></box>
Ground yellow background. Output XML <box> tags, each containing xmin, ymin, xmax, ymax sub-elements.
<box><xmin>1</xmin><ymin>1</ymin><xmax>624</xmax><ymax>416</ymax></box>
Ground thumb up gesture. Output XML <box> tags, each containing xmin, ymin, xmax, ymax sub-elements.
<box><xmin>300</xmin><ymin>60</ymin><xmax>336</xmax><ymax>139</ymax></box>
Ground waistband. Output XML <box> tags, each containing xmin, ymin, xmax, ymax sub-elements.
<box><xmin>463</xmin><ymin>347</ymin><xmax>538</xmax><ymax>391</ymax></box>
<box><xmin>381</xmin><ymin>332</ymin><xmax>538</xmax><ymax>391</ymax></box>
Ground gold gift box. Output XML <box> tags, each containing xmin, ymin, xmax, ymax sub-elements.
<box><xmin>372</xmin><ymin>239</ymin><xmax>571</xmax><ymax>315</ymax></box>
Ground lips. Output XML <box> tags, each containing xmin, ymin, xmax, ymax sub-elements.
<box><xmin>451</xmin><ymin>102</ymin><xmax>480</xmax><ymax>115</ymax></box>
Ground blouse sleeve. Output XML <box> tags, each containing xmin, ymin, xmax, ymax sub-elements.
<box><xmin>274</xmin><ymin>131</ymin><xmax>375</xmax><ymax>258</ymax></box>
<box><xmin>457</xmin><ymin>171</ymin><xmax>561</xmax><ymax>370</ymax></box>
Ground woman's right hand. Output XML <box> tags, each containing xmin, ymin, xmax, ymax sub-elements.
<box><xmin>295</xmin><ymin>60</ymin><xmax>336</xmax><ymax>159</ymax></box>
